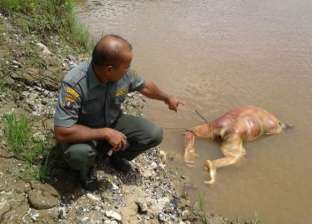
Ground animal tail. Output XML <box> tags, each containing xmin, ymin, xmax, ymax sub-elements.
<box><xmin>281</xmin><ymin>122</ymin><xmax>294</xmax><ymax>130</ymax></box>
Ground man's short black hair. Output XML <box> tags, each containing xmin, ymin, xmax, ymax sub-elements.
<box><xmin>91</xmin><ymin>34</ymin><xmax>132</xmax><ymax>68</ymax></box>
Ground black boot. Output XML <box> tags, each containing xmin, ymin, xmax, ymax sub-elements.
<box><xmin>80</xmin><ymin>166</ymin><xmax>97</xmax><ymax>191</ymax></box>
<box><xmin>109</xmin><ymin>157</ymin><xmax>133</xmax><ymax>173</ymax></box>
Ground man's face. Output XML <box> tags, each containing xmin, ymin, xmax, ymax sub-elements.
<box><xmin>103</xmin><ymin>50</ymin><xmax>133</xmax><ymax>82</ymax></box>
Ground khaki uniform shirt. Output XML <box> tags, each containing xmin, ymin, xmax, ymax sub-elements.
<box><xmin>54</xmin><ymin>61</ymin><xmax>144</xmax><ymax>128</ymax></box>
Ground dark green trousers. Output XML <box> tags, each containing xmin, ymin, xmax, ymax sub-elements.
<box><xmin>62</xmin><ymin>114</ymin><xmax>163</xmax><ymax>173</ymax></box>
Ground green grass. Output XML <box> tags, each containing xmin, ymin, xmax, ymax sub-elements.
<box><xmin>0</xmin><ymin>0</ymin><xmax>94</xmax><ymax>53</ymax></box>
<box><xmin>2</xmin><ymin>113</ymin><xmax>51</xmax><ymax>180</ymax></box>
<box><xmin>2</xmin><ymin>113</ymin><xmax>32</xmax><ymax>158</ymax></box>
<box><xmin>230</xmin><ymin>216</ymin><xmax>261</xmax><ymax>224</ymax></box>
<box><xmin>193</xmin><ymin>194</ymin><xmax>262</xmax><ymax>224</ymax></box>
<box><xmin>0</xmin><ymin>79</ymin><xmax>8</xmax><ymax>94</ymax></box>
<box><xmin>193</xmin><ymin>194</ymin><xmax>209</xmax><ymax>224</ymax></box>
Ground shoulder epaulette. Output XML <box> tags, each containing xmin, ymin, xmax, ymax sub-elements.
<box><xmin>63</xmin><ymin>61</ymin><xmax>89</xmax><ymax>87</ymax></box>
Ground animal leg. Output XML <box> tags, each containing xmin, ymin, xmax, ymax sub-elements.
<box><xmin>184</xmin><ymin>131</ymin><xmax>198</xmax><ymax>167</ymax></box>
<box><xmin>184</xmin><ymin>124</ymin><xmax>213</xmax><ymax>167</ymax></box>
<box><xmin>204</xmin><ymin>135</ymin><xmax>245</xmax><ymax>184</ymax></box>
<box><xmin>204</xmin><ymin>160</ymin><xmax>216</xmax><ymax>184</ymax></box>
<box><xmin>204</xmin><ymin>155</ymin><xmax>242</xmax><ymax>184</ymax></box>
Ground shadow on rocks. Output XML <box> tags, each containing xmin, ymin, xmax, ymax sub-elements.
<box><xmin>41</xmin><ymin>145</ymin><xmax>143</xmax><ymax>196</ymax></box>
<box><xmin>40</xmin><ymin>145</ymin><xmax>81</xmax><ymax>196</ymax></box>
<box><xmin>97</xmin><ymin>157</ymin><xmax>143</xmax><ymax>186</ymax></box>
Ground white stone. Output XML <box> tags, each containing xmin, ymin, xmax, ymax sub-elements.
<box><xmin>111</xmin><ymin>183</ymin><xmax>119</xmax><ymax>191</ymax></box>
<box><xmin>150</xmin><ymin>162</ymin><xmax>158</xmax><ymax>170</ymax></box>
<box><xmin>86</xmin><ymin>193</ymin><xmax>101</xmax><ymax>202</ymax></box>
<box><xmin>36</xmin><ymin>42</ymin><xmax>52</xmax><ymax>55</ymax></box>
<box><xmin>58</xmin><ymin>206</ymin><xmax>66</xmax><ymax>219</ymax></box>
<box><xmin>105</xmin><ymin>210</ymin><xmax>122</xmax><ymax>221</ymax></box>
<box><xmin>30</xmin><ymin>209</ymin><xmax>40</xmax><ymax>221</ymax></box>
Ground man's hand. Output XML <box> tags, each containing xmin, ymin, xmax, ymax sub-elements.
<box><xmin>165</xmin><ymin>96</ymin><xmax>184</xmax><ymax>112</ymax></box>
<box><xmin>140</xmin><ymin>81</ymin><xmax>184</xmax><ymax>112</ymax></box>
<box><xmin>103</xmin><ymin>128</ymin><xmax>128</xmax><ymax>151</ymax></box>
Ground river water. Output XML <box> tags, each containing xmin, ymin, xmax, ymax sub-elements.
<box><xmin>76</xmin><ymin>0</ymin><xmax>312</xmax><ymax>223</ymax></box>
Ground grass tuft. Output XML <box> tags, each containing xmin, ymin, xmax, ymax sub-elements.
<box><xmin>2</xmin><ymin>113</ymin><xmax>32</xmax><ymax>158</ymax></box>
<box><xmin>193</xmin><ymin>194</ymin><xmax>262</xmax><ymax>224</ymax></box>
<box><xmin>193</xmin><ymin>194</ymin><xmax>209</xmax><ymax>224</ymax></box>
<box><xmin>2</xmin><ymin>112</ymin><xmax>51</xmax><ymax>180</ymax></box>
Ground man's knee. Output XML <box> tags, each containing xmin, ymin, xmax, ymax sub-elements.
<box><xmin>64</xmin><ymin>143</ymin><xmax>97</xmax><ymax>171</ymax></box>
<box><xmin>147</xmin><ymin>126</ymin><xmax>163</xmax><ymax>147</ymax></box>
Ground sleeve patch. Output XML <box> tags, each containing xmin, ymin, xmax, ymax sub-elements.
<box><xmin>61</xmin><ymin>87</ymin><xmax>80</xmax><ymax>110</ymax></box>
<box><xmin>63</xmin><ymin>100</ymin><xmax>75</xmax><ymax>109</ymax></box>
<box><xmin>65</xmin><ymin>87</ymin><xmax>80</xmax><ymax>99</ymax></box>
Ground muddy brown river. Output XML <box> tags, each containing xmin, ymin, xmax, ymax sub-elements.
<box><xmin>77</xmin><ymin>0</ymin><xmax>312</xmax><ymax>223</ymax></box>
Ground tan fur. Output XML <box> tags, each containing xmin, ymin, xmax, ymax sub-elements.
<box><xmin>184</xmin><ymin>106</ymin><xmax>285</xmax><ymax>184</ymax></box>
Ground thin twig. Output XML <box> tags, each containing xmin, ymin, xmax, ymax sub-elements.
<box><xmin>194</xmin><ymin>109</ymin><xmax>209</xmax><ymax>124</ymax></box>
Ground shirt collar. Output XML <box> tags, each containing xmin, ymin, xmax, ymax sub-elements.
<box><xmin>87</xmin><ymin>63</ymin><xmax>103</xmax><ymax>89</ymax></box>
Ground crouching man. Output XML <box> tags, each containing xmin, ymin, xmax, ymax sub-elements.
<box><xmin>54</xmin><ymin>34</ymin><xmax>183</xmax><ymax>191</ymax></box>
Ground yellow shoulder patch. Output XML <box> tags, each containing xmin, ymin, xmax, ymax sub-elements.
<box><xmin>62</xmin><ymin>87</ymin><xmax>80</xmax><ymax>109</ymax></box>
<box><xmin>65</xmin><ymin>87</ymin><xmax>80</xmax><ymax>100</ymax></box>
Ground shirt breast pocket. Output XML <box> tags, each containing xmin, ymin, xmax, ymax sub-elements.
<box><xmin>82</xmin><ymin>98</ymin><xmax>102</xmax><ymax>114</ymax></box>
<box><xmin>80</xmin><ymin>98</ymin><xmax>105</xmax><ymax>127</ymax></box>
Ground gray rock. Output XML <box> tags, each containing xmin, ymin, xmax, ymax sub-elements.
<box><xmin>158</xmin><ymin>212</ymin><xmax>170</xmax><ymax>223</ymax></box>
<box><xmin>135</xmin><ymin>201</ymin><xmax>148</xmax><ymax>214</ymax></box>
<box><xmin>43</xmin><ymin>90</ymin><xmax>50</xmax><ymax>96</ymax></box>
<box><xmin>28</xmin><ymin>182</ymin><xmax>59</xmax><ymax>209</ymax></box>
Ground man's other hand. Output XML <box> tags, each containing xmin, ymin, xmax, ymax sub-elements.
<box><xmin>103</xmin><ymin>128</ymin><xmax>128</xmax><ymax>151</ymax></box>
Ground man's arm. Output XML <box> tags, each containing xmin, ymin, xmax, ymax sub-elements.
<box><xmin>54</xmin><ymin>124</ymin><xmax>107</xmax><ymax>143</ymax></box>
<box><xmin>139</xmin><ymin>80</ymin><xmax>184</xmax><ymax>111</ymax></box>
<box><xmin>54</xmin><ymin>125</ymin><xmax>128</xmax><ymax>151</ymax></box>
<box><xmin>139</xmin><ymin>80</ymin><xmax>169</xmax><ymax>102</ymax></box>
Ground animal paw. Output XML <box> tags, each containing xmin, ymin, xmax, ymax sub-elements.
<box><xmin>204</xmin><ymin>179</ymin><xmax>215</xmax><ymax>185</ymax></box>
<box><xmin>184</xmin><ymin>149</ymin><xmax>198</xmax><ymax>161</ymax></box>
<box><xmin>184</xmin><ymin>158</ymin><xmax>195</xmax><ymax>167</ymax></box>
<box><xmin>185</xmin><ymin>163</ymin><xmax>195</xmax><ymax>168</ymax></box>
<box><xmin>184</xmin><ymin>157</ymin><xmax>197</xmax><ymax>168</ymax></box>
<box><xmin>204</xmin><ymin>160</ymin><xmax>216</xmax><ymax>184</ymax></box>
